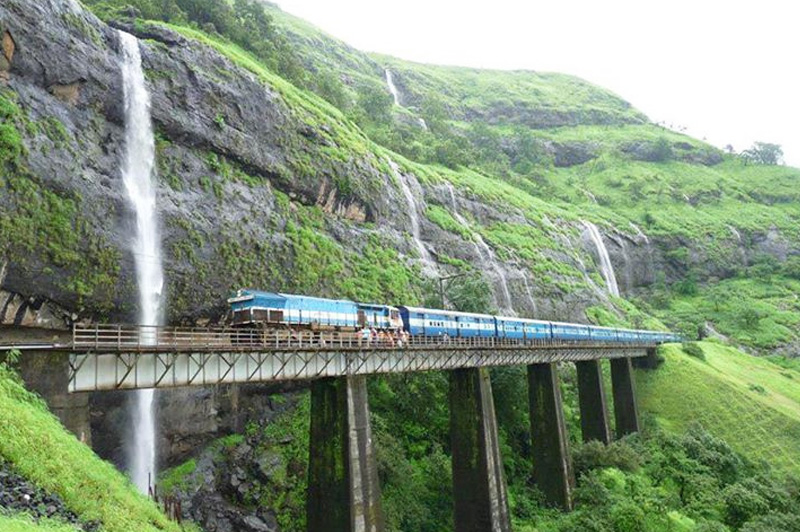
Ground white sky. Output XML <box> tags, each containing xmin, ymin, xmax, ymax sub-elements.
<box><xmin>275</xmin><ymin>0</ymin><xmax>800</xmax><ymax>167</ymax></box>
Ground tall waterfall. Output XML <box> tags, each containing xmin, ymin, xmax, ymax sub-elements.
<box><xmin>389</xmin><ymin>160</ymin><xmax>437</xmax><ymax>277</ymax></box>
<box><xmin>119</xmin><ymin>31</ymin><xmax>163</xmax><ymax>494</ymax></box>
<box><xmin>582</xmin><ymin>221</ymin><xmax>620</xmax><ymax>297</ymax></box>
<box><xmin>384</xmin><ymin>69</ymin><xmax>401</xmax><ymax>106</ymax></box>
<box><xmin>445</xmin><ymin>184</ymin><xmax>514</xmax><ymax>314</ymax></box>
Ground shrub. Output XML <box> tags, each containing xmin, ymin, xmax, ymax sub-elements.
<box><xmin>610</xmin><ymin>502</ymin><xmax>646</xmax><ymax>532</ymax></box>
<box><xmin>723</xmin><ymin>483</ymin><xmax>770</xmax><ymax>529</ymax></box>
<box><xmin>741</xmin><ymin>512</ymin><xmax>800</xmax><ymax>532</ymax></box>
<box><xmin>682</xmin><ymin>342</ymin><xmax>706</xmax><ymax>361</ymax></box>
<box><xmin>651</xmin><ymin>137</ymin><xmax>674</xmax><ymax>162</ymax></box>
<box><xmin>573</xmin><ymin>440</ymin><xmax>641</xmax><ymax>477</ymax></box>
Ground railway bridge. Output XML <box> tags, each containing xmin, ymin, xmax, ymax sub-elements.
<box><xmin>20</xmin><ymin>324</ymin><xmax>660</xmax><ymax>532</ymax></box>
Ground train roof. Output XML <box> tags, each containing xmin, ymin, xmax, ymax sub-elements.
<box><xmin>228</xmin><ymin>289</ymin><xmax>396</xmax><ymax>310</ymax></box>
<box><xmin>548</xmin><ymin>320</ymin><xmax>591</xmax><ymax>327</ymax></box>
<box><xmin>398</xmin><ymin>306</ymin><xmax>494</xmax><ymax>320</ymax></box>
<box><xmin>494</xmin><ymin>316</ymin><xmax>551</xmax><ymax>325</ymax></box>
<box><xmin>227</xmin><ymin>289</ymin><xmax>356</xmax><ymax>306</ymax></box>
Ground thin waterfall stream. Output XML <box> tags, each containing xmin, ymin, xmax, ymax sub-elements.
<box><xmin>445</xmin><ymin>184</ymin><xmax>514</xmax><ymax>314</ymax></box>
<box><xmin>389</xmin><ymin>160</ymin><xmax>438</xmax><ymax>277</ymax></box>
<box><xmin>384</xmin><ymin>69</ymin><xmax>401</xmax><ymax>106</ymax></box>
<box><xmin>385</xmin><ymin>68</ymin><xmax>428</xmax><ymax>130</ymax></box>
<box><xmin>119</xmin><ymin>30</ymin><xmax>164</xmax><ymax>494</ymax></box>
<box><xmin>582</xmin><ymin>221</ymin><xmax>620</xmax><ymax>297</ymax></box>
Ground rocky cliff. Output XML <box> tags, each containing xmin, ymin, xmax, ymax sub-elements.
<box><xmin>0</xmin><ymin>0</ymin><xmax>616</xmax><ymax>328</ymax></box>
<box><xmin>2</xmin><ymin>1</ymin><xmax>800</xmax><ymax>530</ymax></box>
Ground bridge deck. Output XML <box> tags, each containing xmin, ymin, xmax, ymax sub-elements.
<box><xmin>60</xmin><ymin>325</ymin><xmax>654</xmax><ymax>392</ymax></box>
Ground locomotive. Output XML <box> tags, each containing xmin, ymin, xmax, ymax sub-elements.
<box><xmin>228</xmin><ymin>289</ymin><xmax>682</xmax><ymax>344</ymax></box>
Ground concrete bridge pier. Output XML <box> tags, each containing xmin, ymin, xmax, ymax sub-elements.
<box><xmin>307</xmin><ymin>375</ymin><xmax>384</xmax><ymax>532</ymax></box>
<box><xmin>527</xmin><ymin>362</ymin><xmax>574</xmax><ymax>509</ymax></box>
<box><xmin>610</xmin><ymin>358</ymin><xmax>640</xmax><ymax>437</ymax></box>
<box><xmin>575</xmin><ymin>360</ymin><xmax>612</xmax><ymax>444</ymax></box>
<box><xmin>449</xmin><ymin>367</ymin><xmax>512</xmax><ymax>532</ymax></box>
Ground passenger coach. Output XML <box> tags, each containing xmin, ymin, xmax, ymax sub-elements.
<box><xmin>398</xmin><ymin>306</ymin><xmax>495</xmax><ymax>338</ymax></box>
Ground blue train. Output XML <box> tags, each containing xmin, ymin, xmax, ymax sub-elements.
<box><xmin>228</xmin><ymin>289</ymin><xmax>682</xmax><ymax>344</ymax></box>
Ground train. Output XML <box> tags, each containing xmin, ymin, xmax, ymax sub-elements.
<box><xmin>228</xmin><ymin>289</ymin><xmax>682</xmax><ymax>344</ymax></box>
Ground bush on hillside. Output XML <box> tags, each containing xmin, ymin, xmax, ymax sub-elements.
<box><xmin>682</xmin><ymin>342</ymin><xmax>706</xmax><ymax>361</ymax></box>
<box><xmin>573</xmin><ymin>439</ymin><xmax>641</xmax><ymax>477</ymax></box>
<box><xmin>782</xmin><ymin>256</ymin><xmax>800</xmax><ymax>280</ymax></box>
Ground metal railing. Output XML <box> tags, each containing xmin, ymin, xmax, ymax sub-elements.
<box><xmin>72</xmin><ymin>324</ymin><xmax>654</xmax><ymax>353</ymax></box>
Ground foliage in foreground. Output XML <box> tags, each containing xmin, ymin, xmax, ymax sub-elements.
<box><xmin>520</xmin><ymin>427</ymin><xmax>800</xmax><ymax>532</ymax></box>
<box><xmin>637</xmin><ymin>342</ymin><xmax>800</xmax><ymax>476</ymax></box>
<box><xmin>0</xmin><ymin>513</ymin><xmax>80</xmax><ymax>532</ymax></box>
<box><xmin>155</xmin><ymin>341</ymin><xmax>800</xmax><ymax>532</ymax></box>
<box><xmin>0</xmin><ymin>366</ymin><xmax>181</xmax><ymax>532</ymax></box>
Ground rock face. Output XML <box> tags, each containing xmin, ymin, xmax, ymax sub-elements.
<box><xmin>1</xmin><ymin>0</ymin><xmax>795</xmax><ymax>330</ymax></box>
<box><xmin>0</xmin><ymin>0</ymin><xmax>600</xmax><ymax>327</ymax></box>
<box><xmin>160</xmin><ymin>393</ymin><xmax>306</xmax><ymax>532</ymax></box>
<box><xmin>0</xmin><ymin>290</ymin><xmax>72</xmax><ymax>329</ymax></box>
<box><xmin>88</xmin><ymin>381</ymin><xmax>304</xmax><ymax>473</ymax></box>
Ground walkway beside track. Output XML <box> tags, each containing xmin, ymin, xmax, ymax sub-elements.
<box><xmin>63</xmin><ymin>325</ymin><xmax>654</xmax><ymax>392</ymax></box>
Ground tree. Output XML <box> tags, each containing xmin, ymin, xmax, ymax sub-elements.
<box><xmin>356</xmin><ymin>83</ymin><xmax>393</xmax><ymax>126</ymax></box>
<box><xmin>651</xmin><ymin>136</ymin><xmax>674</xmax><ymax>162</ymax></box>
<box><xmin>446</xmin><ymin>274</ymin><xmax>494</xmax><ymax>313</ymax></box>
<box><xmin>738</xmin><ymin>307</ymin><xmax>763</xmax><ymax>330</ymax></box>
<box><xmin>781</xmin><ymin>256</ymin><xmax>800</xmax><ymax>280</ymax></box>
<box><xmin>740</xmin><ymin>142</ymin><xmax>784</xmax><ymax>165</ymax></box>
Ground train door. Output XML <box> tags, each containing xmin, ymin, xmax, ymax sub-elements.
<box><xmin>357</xmin><ymin>310</ymin><xmax>366</xmax><ymax>327</ymax></box>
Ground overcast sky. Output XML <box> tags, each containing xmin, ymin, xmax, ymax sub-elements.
<box><xmin>275</xmin><ymin>0</ymin><xmax>799</xmax><ymax>167</ymax></box>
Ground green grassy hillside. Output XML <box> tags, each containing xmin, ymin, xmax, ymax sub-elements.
<box><xmin>0</xmin><ymin>365</ymin><xmax>183</xmax><ymax>532</ymax></box>
<box><xmin>0</xmin><ymin>515</ymin><xmax>82</xmax><ymax>532</ymax></box>
<box><xmin>638</xmin><ymin>342</ymin><xmax>800</xmax><ymax>477</ymax></box>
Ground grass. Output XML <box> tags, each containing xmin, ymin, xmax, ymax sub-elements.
<box><xmin>637</xmin><ymin>342</ymin><xmax>800</xmax><ymax>477</ymax></box>
<box><xmin>0</xmin><ymin>367</ymin><xmax>182</xmax><ymax>532</ymax></box>
<box><xmin>646</xmin><ymin>276</ymin><xmax>800</xmax><ymax>349</ymax></box>
<box><xmin>0</xmin><ymin>514</ymin><xmax>80</xmax><ymax>532</ymax></box>
<box><xmin>107</xmin><ymin>10</ymin><xmax>800</xmax><ymax>332</ymax></box>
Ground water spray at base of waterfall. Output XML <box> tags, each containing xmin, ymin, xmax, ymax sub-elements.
<box><xmin>131</xmin><ymin>389</ymin><xmax>156</xmax><ymax>492</ymax></box>
<box><xmin>119</xmin><ymin>30</ymin><xmax>164</xmax><ymax>494</ymax></box>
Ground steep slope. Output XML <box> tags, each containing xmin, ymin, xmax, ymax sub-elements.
<box><xmin>2</xmin><ymin>0</ymin><xmax>797</xmax><ymax>355</ymax></box>
<box><xmin>0</xmin><ymin>365</ymin><xmax>181</xmax><ymax>532</ymax></box>
<box><xmin>637</xmin><ymin>342</ymin><xmax>800</xmax><ymax>477</ymax></box>
<box><xmin>2</xmin><ymin>2</ymin><xmax>800</xmax><ymax>531</ymax></box>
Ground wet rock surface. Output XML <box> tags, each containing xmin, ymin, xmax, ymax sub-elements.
<box><xmin>0</xmin><ymin>0</ymin><xmax>795</xmax><ymax>330</ymax></box>
<box><xmin>0</xmin><ymin>459</ymin><xmax>99</xmax><ymax>531</ymax></box>
<box><xmin>161</xmin><ymin>392</ymin><xmax>305</xmax><ymax>532</ymax></box>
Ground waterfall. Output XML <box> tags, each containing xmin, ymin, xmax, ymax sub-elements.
<box><xmin>630</xmin><ymin>222</ymin><xmax>655</xmax><ymax>283</ymax></box>
<box><xmin>446</xmin><ymin>184</ymin><xmax>514</xmax><ymax>314</ymax></box>
<box><xmin>389</xmin><ymin>160</ymin><xmax>437</xmax><ymax>276</ymax></box>
<box><xmin>629</xmin><ymin>222</ymin><xmax>649</xmax><ymax>244</ymax></box>
<box><xmin>582</xmin><ymin>221</ymin><xmax>620</xmax><ymax>297</ymax></box>
<box><xmin>728</xmin><ymin>225</ymin><xmax>747</xmax><ymax>265</ymax></box>
<box><xmin>581</xmin><ymin>188</ymin><xmax>598</xmax><ymax>204</ymax></box>
<box><xmin>385</xmin><ymin>69</ymin><xmax>427</xmax><ymax>131</ymax></box>
<box><xmin>119</xmin><ymin>31</ymin><xmax>163</xmax><ymax>494</ymax></box>
<box><xmin>384</xmin><ymin>69</ymin><xmax>401</xmax><ymax>106</ymax></box>
<box><xmin>521</xmin><ymin>275</ymin><xmax>539</xmax><ymax>317</ymax></box>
